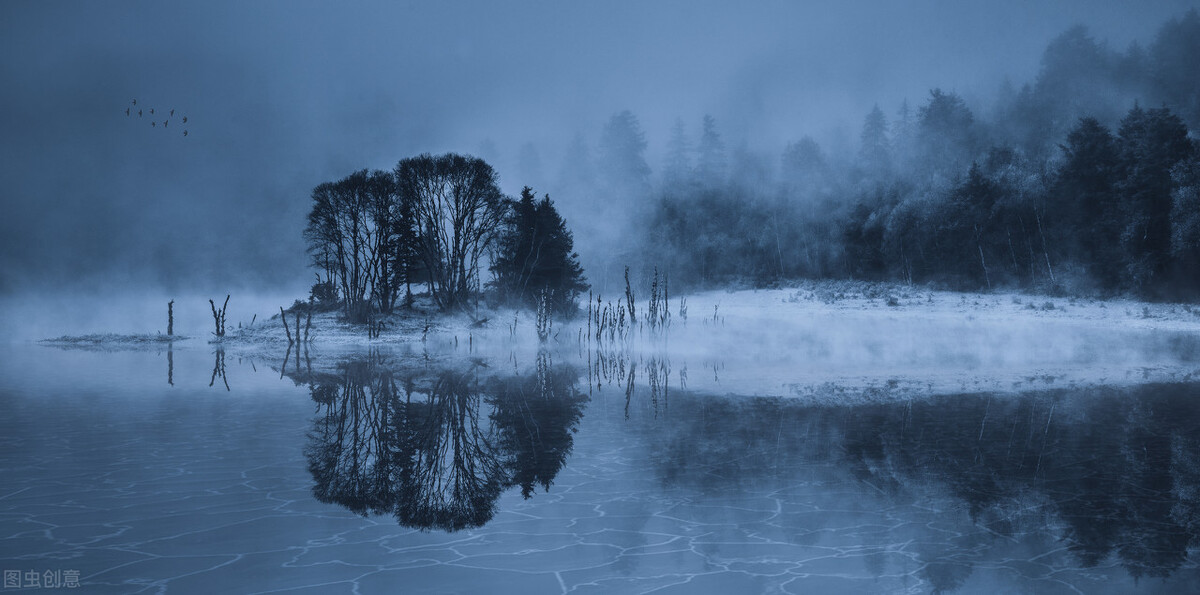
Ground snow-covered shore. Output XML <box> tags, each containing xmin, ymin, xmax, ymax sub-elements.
<box><xmin>36</xmin><ymin>281</ymin><xmax>1200</xmax><ymax>400</ymax></box>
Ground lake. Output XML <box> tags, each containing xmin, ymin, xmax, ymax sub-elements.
<box><xmin>2</xmin><ymin>339</ymin><xmax>1199</xmax><ymax>594</ymax></box>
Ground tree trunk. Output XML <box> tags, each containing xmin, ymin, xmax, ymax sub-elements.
<box><xmin>978</xmin><ymin>241</ymin><xmax>991</xmax><ymax>290</ymax></box>
<box><xmin>1035</xmin><ymin>209</ymin><xmax>1055</xmax><ymax>284</ymax></box>
<box><xmin>280</xmin><ymin>307</ymin><xmax>293</xmax><ymax>345</ymax></box>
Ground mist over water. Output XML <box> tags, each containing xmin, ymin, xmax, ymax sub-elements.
<box><xmin>0</xmin><ymin>290</ymin><xmax>306</xmax><ymax>343</ymax></box>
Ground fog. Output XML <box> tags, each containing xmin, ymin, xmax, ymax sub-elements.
<box><xmin>1</xmin><ymin>1</ymin><xmax>1194</xmax><ymax>301</ymax></box>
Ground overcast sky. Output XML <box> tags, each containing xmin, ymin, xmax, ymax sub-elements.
<box><xmin>1</xmin><ymin>0</ymin><xmax>1195</xmax><ymax>295</ymax></box>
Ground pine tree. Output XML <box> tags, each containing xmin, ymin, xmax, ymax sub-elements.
<box><xmin>859</xmin><ymin>104</ymin><xmax>891</xmax><ymax>175</ymax></box>
<box><xmin>1116</xmin><ymin>105</ymin><xmax>1193</xmax><ymax>291</ymax></box>
<box><xmin>1149</xmin><ymin>9</ymin><xmax>1200</xmax><ymax>130</ymax></box>
<box><xmin>598</xmin><ymin>110</ymin><xmax>650</xmax><ymax>193</ymax></box>
<box><xmin>491</xmin><ymin>187</ymin><xmax>588</xmax><ymax>314</ymax></box>
<box><xmin>663</xmin><ymin>118</ymin><xmax>693</xmax><ymax>188</ymax></box>
<box><xmin>696</xmin><ymin>114</ymin><xmax>726</xmax><ymax>187</ymax></box>
<box><xmin>1051</xmin><ymin>117</ymin><xmax>1123</xmax><ymax>287</ymax></box>
<box><xmin>1170</xmin><ymin>152</ymin><xmax>1200</xmax><ymax>290</ymax></box>
<box><xmin>917</xmin><ymin>89</ymin><xmax>976</xmax><ymax>177</ymax></box>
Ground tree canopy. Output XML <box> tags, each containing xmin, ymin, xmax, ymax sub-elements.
<box><xmin>394</xmin><ymin>153</ymin><xmax>506</xmax><ymax>311</ymax></box>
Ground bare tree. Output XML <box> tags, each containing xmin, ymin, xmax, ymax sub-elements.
<box><xmin>395</xmin><ymin>154</ymin><xmax>505</xmax><ymax>310</ymax></box>
<box><xmin>305</xmin><ymin>170</ymin><xmax>408</xmax><ymax>321</ymax></box>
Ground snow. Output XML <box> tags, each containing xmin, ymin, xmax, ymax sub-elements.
<box><xmin>40</xmin><ymin>333</ymin><xmax>186</xmax><ymax>348</ymax></box>
<box><xmin>36</xmin><ymin>281</ymin><xmax>1200</xmax><ymax>400</ymax></box>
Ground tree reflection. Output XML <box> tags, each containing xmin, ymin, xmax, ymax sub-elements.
<box><xmin>638</xmin><ymin>381</ymin><xmax>1200</xmax><ymax>587</ymax></box>
<box><xmin>393</xmin><ymin>370</ymin><xmax>506</xmax><ymax>530</ymax></box>
<box><xmin>209</xmin><ymin>348</ymin><xmax>228</xmax><ymax>390</ymax></box>
<box><xmin>301</xmin><ymin>352</ymin><xmax>587</xmax><ymax>531</ymax></box>
<box><xmin>839</xmin><ymin>385</ymin><xmax>1200</xmax><ymax>584</ymax></box>
<box><xmin>491</xmin><ymin>354</ymin><xmax>588</xmax><ymax>499</ymax></box>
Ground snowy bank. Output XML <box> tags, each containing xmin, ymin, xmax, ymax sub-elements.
<box><xmin>37</xmin><ymin>281</ymin><xmax>1200</xmax><ymax>400</ymax></box>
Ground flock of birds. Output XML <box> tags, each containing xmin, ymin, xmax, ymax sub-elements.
<box><xmin>126</xmin><ymin>99</ymin><xmax>188</xmax><ymax>137</ymax></box>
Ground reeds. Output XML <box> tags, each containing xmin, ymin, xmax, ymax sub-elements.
<box><xmin>624</xmin><ymin>266</ymin><xmax>636</xmax><ymax>325</ymax></box>
<box><xmin>583</xmin><ymin>265</ymin><xmax>676</xmax><ymax>349</ymax></box>
<box><xmin>584</xmin><ymin>348</ymin><xmax>673</xmax><ymax>420</ymax></box>
<box><xmin>646</xmin><ymin>267</ymin><xmax>669</xmax><ymax>332</ymax></box>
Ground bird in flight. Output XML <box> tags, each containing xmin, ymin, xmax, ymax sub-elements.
<box><xmin>125</xmin><ymin>98</ymin><xmax>191</xmax><ymax>138</ymax></box>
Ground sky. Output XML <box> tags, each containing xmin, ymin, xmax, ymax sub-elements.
<box><xmin>1</xmin><ymin>0</ymin><xmax>1196</xmax><ymax>297</ymax></box>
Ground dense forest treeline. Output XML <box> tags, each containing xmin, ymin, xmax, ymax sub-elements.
<box><xmin>530</xmin><ymin>10</ymin><xmax>1200</xmax><ymax>299</ymax></box>
<box><xmin>642</xmin><ymin>381</ymin><xmax>1200</xmax><ymax>585</ymax></box>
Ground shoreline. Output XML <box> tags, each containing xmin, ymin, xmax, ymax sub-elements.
<box><xmin>27</xmin><ymin>280</ymin><xmax>1200</xmax><ymax>400</ymax></box>
<box><xmin>36</xmin><ymin>280</ymin><xmax>1200</xmax><ymax>348</ymax></box>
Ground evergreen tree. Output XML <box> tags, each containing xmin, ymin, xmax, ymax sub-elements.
<box><xmin>663</xmin><ymin>118</ymin><xmax>693</xmax><ymax>189</ymax></box>
<box><xmin>1170</xmin><ymin>152</ymin><xmax>1200</xmax><ymax>290</ymax></box>
<box><xmin>598</xmin><ymin>110</ymin><xmax>650</xmax><ymax>193</ymax></box>
<box><xmin>938</xmin><ymin>164</ymin><xmax>1001</xmax><ymax>288</ymax></box>
<box><xmin>696</xmin><ymin>114</ymin><xmax>726</xmax><ymax>187</ymax></box>
<box><xmin>1051</xmin><ymin>117</ymin><xmax>1123</xmax><ymax>287</ymax></box>
<box><xmin>893</xmin><ymin>99</ymin><xmax>914</xmax><ymax>151</ymax></box>
<box><xmin>491</xmin><ymin>187</ymin><xmax>588</xmax><ymax>314</ymax></box>
<box><xmin>781</xmin><ymin>136</ymin><xmax>829</xmax><ymax>201</ymax></box>
<box><xmin>1033</xmin><ymin>26</ymin><xmax>1120</xmax><ymax>131</ymax></box>
<box><xmin>859</xmin><ymin>104</ymin><xmax>892</xmax><ymax>176</ymax></box>
<box><xmin>1116</xmin><ymin>105</ymin><xmax>1193</xmax><ymax>291</ymax></box>
<box><xmin>917</xmin><ymin>88</ymin><xmax>977</xmax><ymax>177</ymax></box>
<box><xmin>1150</xmin><ymin>9</ymin><xmax>1200</xmax><ymax>129</ymax></box>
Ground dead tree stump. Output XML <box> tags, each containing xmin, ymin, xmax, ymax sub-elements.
<box><xmin>209</xmin><ymin>295</ymin><xmax>229</xmax><ymax>337</ymax></box>
<box><xmin>280</xmin><ymin>306</ymin><xmax>293</xmax><ymax>345</ymax></box>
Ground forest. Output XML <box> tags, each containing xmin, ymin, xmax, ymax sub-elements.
<box><xmin>633</xmin><ymin>12</ymin><xmax>1200</xmax><ymax>299</ymax></box>
<box><xmin>547</xmin><ymin>11</ymin><xmax>1200</xmax><ymax>300</ymax></box>
<box><xmin>306</xmin><ymin>10</ymin><xmax>1200</xmax><ymax>324</ymax></box>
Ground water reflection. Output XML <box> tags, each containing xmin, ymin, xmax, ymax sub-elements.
<box><xmin>209</xmin><ymin>348</ymin><xmax>228</xmax><ymax>390</ymax></box>
<box><xmin>11</xmin><ymin>340</ymin><xmax>1200</xmax><ymax>591</ymax></box>
<box><xmin>632</xmin><ymin>381</ymin><xmax>1200</xmax><ymax>586</ymax></box>
<box><xmin>294</xmin><ymin>352</ymin><xmax>587</xmax><ymax>531</ymax></box>
<box><xmin>289</xmin><ymin>344</ymin><xmax>1200</xmax><ymax>582</ymax></box>
<box><xmin>588</xmin><ymin>345</ymin><xmax>675</xmax><ymax>419</ymax></box>
<box><xmin>279</xmin><ymin>342</ymin><xmax>310</xmax><ymax>379</ymax></box>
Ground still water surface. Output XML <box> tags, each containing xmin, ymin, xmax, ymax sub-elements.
<box><xmin>1</xmin><ymin>342</ymin><xmax>1199</xmax><ymax>593</ymax></box>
